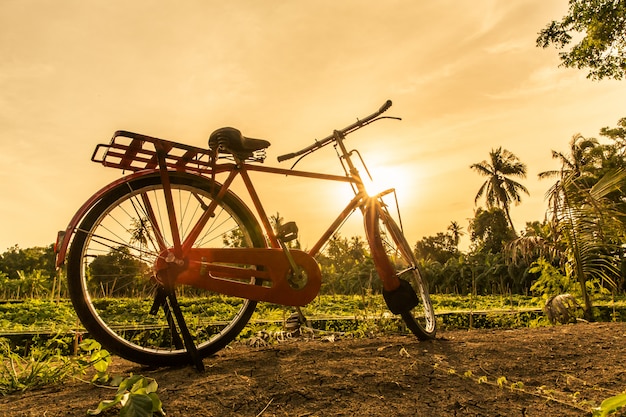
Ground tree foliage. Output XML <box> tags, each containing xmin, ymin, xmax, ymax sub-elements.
<box><xmin>469</xmin><ymin>207</ymin><xmax>517</xmax><ymax>255</ymax></box>
<box><xmin>537</xmin><ymin>0</ymin><xmax>626</xmax><ymax>80</ymax></box>
<box><xmin>0</xmin><ymin>245</ymin><xmax>64</xmax><ymax>300</ymax></box>
<box><xmin>316</xmin><ymin>235</ymin><xmax>379</xmax><ymax>295</ymax></box>
<box><xmin>506</xmin><ymin>117</ymin><xmax>626</xmax><ymax>318</ymax></box>
<box><xmin>414</xmin><ymin>232</ymin><xmax>459</xmax><ymax>265</ymax></box>
<box><xmin>544</xmin><ymin>164</ymin><xmax>626</xmax><ymax>319</ymax></box>
<box><xmin>88</xmin><ymin>247</ymin><xmax>151</xmax><ymax>297</ymax></box>
<box><xmin>0</xmin><ymin>245</ymin><xmax>55</xmax><ymax>279</ymax></box>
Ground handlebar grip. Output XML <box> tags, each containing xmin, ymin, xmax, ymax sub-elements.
<box><xmin>379</xmin><ymin>100</ymin><xmax>392</xmax><ymax>113</ymax></box>
<box><xmin>277</xmin><ymin>152</ymin><xmax>297</xmax><ymax>162</ymax></box>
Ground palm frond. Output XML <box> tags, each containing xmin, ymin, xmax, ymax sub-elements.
<box><xmin>551</xmin><ymin>168</ymin><xmax>626</xmax><ymax>298</ymax></box>
<box><xmin>505</xmin><ymin>235</ymin><xmax>561</xmax><ymax>266</ymax></box>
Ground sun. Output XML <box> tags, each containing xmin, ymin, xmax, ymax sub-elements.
<box><xmin>362</xmin><ymin>163</ymin><xmax>413</xmax><ymax>199</ymax></box>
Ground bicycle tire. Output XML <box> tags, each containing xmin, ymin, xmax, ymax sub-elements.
<box><xmin>67</xmin><ymin>172</ymin><xmax>265</xmax><ymax>366</ymax></box>
<box><xmin>366</xmin><ymin>202</ymin><xmax>437</xmax><ymax>340</ymax></box>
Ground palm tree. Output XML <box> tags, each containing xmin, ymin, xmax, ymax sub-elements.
<box><xmin>538</xmin><ymin>134</ymin><xmax>599</xmax><ymax>181</ymax></box>
<box><xmin>470</xmin><ymin>147</ymin><xmax>529</xmax><ymax>234</ymax></box>
<box><xmin>447</xmin><ymin>221</ymin><xmax>464</xmax><ymax>247</ymax></box>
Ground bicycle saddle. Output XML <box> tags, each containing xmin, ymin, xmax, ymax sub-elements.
<box><xmin>208</xmin><ymin>127</ymin><xmax>271</xmax><ymax>160</ymax></box>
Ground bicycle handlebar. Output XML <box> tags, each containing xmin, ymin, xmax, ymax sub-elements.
<box><xmin>277</xmin><ymin>100</ymin><xmax>393</xmax><ymax>163</ymax></box>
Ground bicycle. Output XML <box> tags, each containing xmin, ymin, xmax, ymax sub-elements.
<box><xmin>55</xmin><ymin>100</ymin><xmax>436</xmax><ymax>370</ymax></box>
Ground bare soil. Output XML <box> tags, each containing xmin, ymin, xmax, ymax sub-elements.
<box><xmin>1</xmin><ymin>322</ymin><xmax>626</xmax><ymax>417</ymax></box>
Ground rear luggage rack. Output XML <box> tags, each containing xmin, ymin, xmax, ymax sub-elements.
<box><xmin>91</xmin><ymin>130</ymin><xmax>214</xmax><ymax>174</ymax></box>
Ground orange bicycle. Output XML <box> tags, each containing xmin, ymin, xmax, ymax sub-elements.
<box><xmin>55</xmin><ymin>100</ymin><xmax>436</xmax><ymax>370</ymax></box>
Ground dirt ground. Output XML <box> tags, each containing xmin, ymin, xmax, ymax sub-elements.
<box><xmin>1</xmin><ymin>322</ymin><xmax>626</xmax><ymax>417</ymax></box>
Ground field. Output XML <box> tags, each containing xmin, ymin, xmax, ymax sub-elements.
<box><xmin>1</xmin><ymin>296</ymin><xmax>626</xmax><ymax>416</ymax></box>
<box><xmin>1</xmin><ymin>322</ymin><xmax>625</xmax><ymax>416</ymax></box>
<box><xmin>1</xmin><ymin>293</ymin><xmax>611</xmax><ymax>337</ymax></box>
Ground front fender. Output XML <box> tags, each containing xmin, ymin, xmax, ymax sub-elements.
<box><xmin>363</xmin><ymin>198</ymin><xmax>400</xmax><ymax>292</ymax></box>
<box><xmin>55</xmin><ymin>170</ymin><xmax>162</xmax><ymax>268</ymax></box>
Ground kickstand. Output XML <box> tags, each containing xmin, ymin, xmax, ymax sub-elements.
<box><xmin>165</xmin><ymin>287</ymin><xmax>205</xmax><ymax>372</ymax></box>
<box><xmin>151</xmin><ymin>286</ymin><xmax>184</xmax><ymax>350</ymax></box>
<box><xmin>295</xmin><ymin>306</ymin><xmax>308</xmax><ymax>326</ymax></box>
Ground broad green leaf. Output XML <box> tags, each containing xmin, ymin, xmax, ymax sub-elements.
<box><xmin>87</xmin><ymin>398</ymin><xmax>122</xmax><ymax>416</ymax></box>
<box><xmin>148</xmin><ymin>392</ymin><xmax>166</xmax><ymax>415</ymax></box>
<box><xmin>120</xmin><ymin>393</ymin><xmax>155</xmax><ymax>417</ymax></box>
<box><xmin>91</xmin><ymin>350</ymin><xmax>111</xmax><ymax>373</ymax></box>
<box><xmin>118</xmin><ymin>374</ymin><xmax>143</xmax><ymax>393</ymax></box>
<box><xmin>593</xmin><ymin>393</ymin><xmax>626</xmax><ymax>417</ymax></box>
<box><xmin>79</xmin><ymin>339</ymin><xmax>102</xmax><ymax>352</ymax></box>
<box><xmin>145</xmin><ymin>379</ymin><xmax>158</xmax><ymax>394</ymax></box>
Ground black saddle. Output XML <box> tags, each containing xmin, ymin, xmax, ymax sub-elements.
<box><xmin>208</xmin><ymin>127</ymin><xmax>270</xmax><ymax>160</ymax></box>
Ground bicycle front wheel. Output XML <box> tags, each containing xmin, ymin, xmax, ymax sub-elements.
<box><xmin>67</xmin><ymin>172</ymin><xmax>265</xmax><ymax>366</ymax></box>
<box><xmin>366</xmin><ymin>203</ymin><xmax>436</xmax><ymax>340</ymax></box>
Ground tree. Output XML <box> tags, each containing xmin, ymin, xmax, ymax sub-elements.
<box><xmin>447</xmin><ymin>221</ymin><xmax>464</xmax><ymax>247</ymax></box>
<box><xmin>0</xmin><ymin>245</ymin><xmax>55</xmax><ymax>279</ymax></box>
<box><xmin>600</xmin><ymin>117</ymin><xmax>626</xmax><ymax>148</ymax></box>
<box><xmin>88</xmin><ymin>246</ymin><xmax>151</xmax><ymax>297</ymax></box>
<box><xmin>470</xmin><ymin>147</ymin><xmax>529</xmax><ymax>234</ymax></box>
<box><xmin>537</xmin><ymin>0</ymin><xmax>626</xmax><ymax>80</ymax></box>
<box><xmin>545</xmin><ymin>167</ymin><xmax>626</xmax><ymax>320</ymax></box>
<box><xmin>222</xmin><ymin>228</ymin><xmax>247</xmax><ymax>248</ymax></box>
<box><xmin>440</xmin><ymin>254</ymin><xmax>475</xmax><ymax>294</ymax></box>
<box><xmin>469</xmin><ymin>207</ymin><xmax>516</xmax><ymax>255</ymax></box>
<box><xmin>531</xmin><ymin>120</ymin><xmax>626</xmax><ymax>319</ymax></box>
<box><xmin>414</xmin><ymin>232</ymin><xmax>459</xmax><ymax>265</ymax></box>
<box><xmin>506</xmin><ymin>118</ymin><xmax>626</xmax><ymax>318</ymax></box>
<box><xmin>0</xmin><ymin>245</ymin><xmax>66</xmax><ymax>300</ymax></box>
<box><xmin>507</xmin><ymin>220</ymin><xmax>563</xmax><ymax>270</ymax></box>
<box><xmin>538</xmin><ymin>134</ymin><xmax>600</xmax><ymax>182</ymax></box>
<box><xmin>316</xmin><ymin>234</ymin><xmax>377</xmax><ymax>295</ymax></box>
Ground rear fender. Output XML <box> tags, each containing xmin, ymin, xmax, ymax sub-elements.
<box><xmin>55</xmin><ymin>170</ymin><xmax>162</xmax><ymax>268</ymax></box>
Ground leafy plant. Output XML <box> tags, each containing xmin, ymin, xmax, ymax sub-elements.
<box><xmin>78</xmin><ymin>338</ymin><xmax>114</xmax><ymax>385</ymax></box>
<box><xmin>88</xmin><ymin>374</ymin><xmax>165</xmax><ymax>417</ymax></box>
<box><xmin>529</xmin><ymin>258</ymin><xmax>575</xmax><ymax>300</ymax></box>
<box><xmin>76</xmin><ymin>339</ymin><xmax>165</xmax><ymax>416</ymax></box>
<box><xmin>592</xmin><ymin>392</ymin><xmax>626</xmax><ymax>417</ymax></box>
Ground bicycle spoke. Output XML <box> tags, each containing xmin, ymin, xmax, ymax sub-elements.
<box><xmin>139</xmin><ymin>192</ymin><xmax>168</xmax><ymax>252</ymax></box>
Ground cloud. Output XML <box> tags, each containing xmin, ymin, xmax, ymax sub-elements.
<box><xmin>485</xmin><ymin>66</ymin><xmax>584</xmax><ymax>100</ymax></box>
<box><xmin>484</xmin><ymin>40</ymin><xmax>527</xmax><ymax>55</ymax></box>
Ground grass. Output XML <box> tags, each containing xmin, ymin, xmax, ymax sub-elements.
<box><xmin>0</xmin><ymin>337</ymin><xmax>78</xmax><ymax>395</ymax></box>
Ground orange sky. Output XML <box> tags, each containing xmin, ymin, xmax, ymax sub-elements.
<box><xmin>1</xmin><ymin>1</ymin><xmax>626</xmax><ymax>252</ymax></box>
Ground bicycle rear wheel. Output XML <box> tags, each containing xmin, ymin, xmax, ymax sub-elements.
<box><xmin>366</xmin><ymin>202</ymin><xmax>436</xmax><ymax>340</ymax></box>
<box><xmin>67</xmin><ymin>172</ymin><xmax>265</xmax><ymax>366</ymax></box>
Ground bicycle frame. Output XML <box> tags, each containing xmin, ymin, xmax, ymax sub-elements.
<box><xmin>202</xmin><ymin>160</ymin><xmax>383</xmax><ymax>256</ymax></box>
<box><xmin>55</xmin><ymin>129</ymin><xmax>402</xmax><ymax>305</ymax></box>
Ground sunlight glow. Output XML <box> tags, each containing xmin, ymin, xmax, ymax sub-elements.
<box><xmin>362</xmin><ymin>164</ymin><xmax>414</xmax><ymax>201</ymax></box>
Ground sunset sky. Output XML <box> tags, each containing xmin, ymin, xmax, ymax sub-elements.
<box><xmin>1</xmin><ymin>1</ymin><xmax>625</xmax><ymax>253</ymax></box>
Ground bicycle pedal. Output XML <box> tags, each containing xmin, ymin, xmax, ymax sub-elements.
<box><xmin>277</xmin><ymin>221</ymin><xmax>298</xmax><ymax>242</ymax></box>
